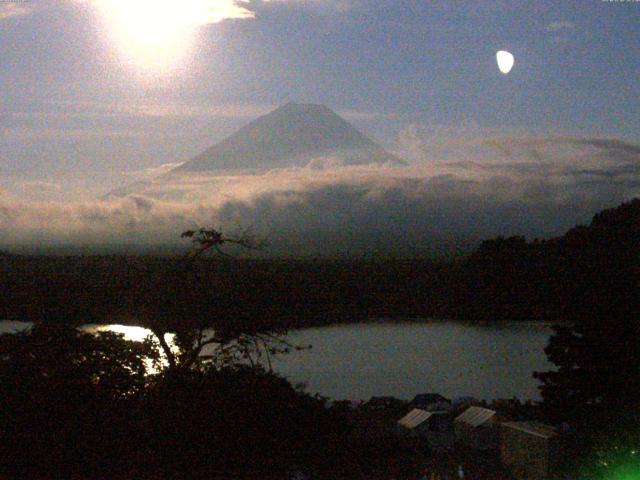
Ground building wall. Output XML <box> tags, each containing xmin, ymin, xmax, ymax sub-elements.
<box><xmin>454</xmin><ymin>422</ymin><xmax>498</xmax><ymax>450</ymax></box>
<box><xmin>500</xmin><ymin>426</ymin><xmax>554</xmax><ymax>480</ymax></box>
<box><xmin>398</xmin><ymin>417</ymin><xmax>454</xmax><ymax>450</ymax></box>
<box><xmin>426</xmin><ymin>430</ymin><xmax>455</xmax><ymax>451</ymax></box>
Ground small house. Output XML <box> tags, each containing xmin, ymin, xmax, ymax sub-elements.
<box><xmin>500</xmin><ymin>421</ymin><xmax>560</xmax><ymax>480</ymax></box>
<box><xmin>410</xmin><ymin>393</ymin><xmax>451</xmax><ymax>412</ymax></box>
<box><xmin>365</xmin><ymin>396</ymin><xmax>406</xmax><ymax>411</ymax></box>
<box><xmin>454</xmin><ymin>406</ymin><xmax>499</xmax><ymax>450</ymax></box>
<box><xmin>452</xmin><ymin>396</ymin><xmax>480</xmax><ymax>409</ymax></box>
<box><xmin>397</xmin><ymin>408</ymin><xmax>454</xmax><ymax>450</ymax></box>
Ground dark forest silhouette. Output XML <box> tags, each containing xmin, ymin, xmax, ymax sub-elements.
<box><xmin>0</xmin><ymin>198</ymin><xmax>638</xmax><ymax>478</ymax></box>
<box><xmin>533</xmin><ymin>199</ymin><xmax>640</xmax><ymax>478</ymax></box>
<box><xmin>2</xmin><ymin>201</ymin><xmax>638</xmax><ymax>328</ymax></box>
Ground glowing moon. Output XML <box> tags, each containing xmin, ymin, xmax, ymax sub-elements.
<box><xmin>96</xmin><ymin>0</ymin><xmax>203</xmax><ymax>71</ymax></box>
<box><xmin>496</xmin><ymin>50</ymin><xmax>515</xmax><ymax>75</ymax></box>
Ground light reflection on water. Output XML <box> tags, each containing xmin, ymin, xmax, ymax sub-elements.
<box><xmin>84</xmin><ymin>324</ymin><xmax>179</xmax><ymax>374</ymax></box>
<box><xmin>1</xmin><ymin>322</ymin><xmax>178</xmax><ymax>375</ymax></box>
<box><xmin>87</xmin><ymin>324</ymin><xmax>156</xmax><ymax>342</ymax></box>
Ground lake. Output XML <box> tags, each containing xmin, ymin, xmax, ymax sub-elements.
<box><xmin>272</xmin><ymin>321</ymin><xmax>554</xmax><ymax>401</ymax></box>
<box><xmin>0</xmin><ymin>320</ymin><xmax>554</xmax><ymax>401</ymax></box>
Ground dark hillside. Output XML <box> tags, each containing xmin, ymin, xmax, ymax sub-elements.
<box><xmin>1</xmin><ymin>199</ymin><xmax>637</xmax><ymax>327</ymax></box>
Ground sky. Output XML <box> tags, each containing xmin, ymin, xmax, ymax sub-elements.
<box><xmin>0</xmin><ymin>0</ymin><xmax>639</xmax><ymax>254</ymax></box>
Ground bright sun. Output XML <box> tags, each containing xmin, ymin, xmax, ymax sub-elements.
<box><xmin>98</xmin><ymin>0</ymin><xmax>204</xmax><ymax>71</ymax></box>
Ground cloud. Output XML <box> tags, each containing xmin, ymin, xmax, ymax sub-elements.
<box><xmin>1</xmin><ymin>133</ymin><xmax>638</xmax><ymax>256</ymax></box>
<box><xmin>0</xmin><ymin>2</ymin><xmax>36</xmax><ymax>19</ymax></box>
<box><xmin>180</xmin><ymin>0</ymin><xmax>257</xmax><ymax>24</ymax></box>
<box><xmin>18</xmin><ymin>180</ymin><xmax>62</xmax><ymax>192</ymax></box>
<box><xmin>0</xmin><ymin>0</ymin><xmax>276</xmax><ymax>25</ymax></box>
<box><xmin>78</xmin><ymin>0</ymin><xmax>257</xmax><ymax>25</ymax></box>
<box><xmin>10</xmin><ymin>181</ymin><xmax>62</xmax><ymax>201</ymax></box>
<box><xmin>74</xmin><ymin>101</ymin><xmax>274</xmax><ymax>120</ymax></box>
<box><xmin>2</xmin><ymin>126</ymin><xmax>151</xmax><ymax>141</ymax></box>
<box><xmin>2</xmin><ymin>0</ymin><xmax>348</xmax><ymax>25</ymax></box>
<box><xmin>127</xmin><ymin>162</ymin><xmax>186</xmax><ymax>180</ymax></box>
<box><xmin>85</xmin><ymin>0</ymin><xmax>350</xmax><ymax>26</ymax></box>
<box><xmin>12</xmin><ymin>101</ymin><xmax>391</xmax><ymax>124</ymax></box>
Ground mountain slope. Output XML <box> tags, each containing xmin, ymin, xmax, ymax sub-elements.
<box><xmin>174</xmin><ymin>103</ymin><xmax>405</xmax><ymax>172</ymax></box>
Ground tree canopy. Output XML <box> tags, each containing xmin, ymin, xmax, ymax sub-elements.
<box><xmin>533</xmin><ymin>199</ymin><xmax>640</xmax><ymax>477</ymax></box>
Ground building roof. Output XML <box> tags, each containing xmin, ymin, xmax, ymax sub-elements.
<box><xmin>455</xmin><ymin>406</ymin><xmax>497</xmax><ymax>427</ymax></box>
<box><xmin>398</xmin><ymin>408</ymin><xmax>433</xmax><ymax>429</ymax></box>
<box><xmin>411</xmin><ymin>393</ymin><xmax>450</xmax><ymax>405</ymax></box>
<box><xmin>452</xmin><ymin>396</ymin><xmax>479</xmax><ymax>406</ymax></box>
<box><xmin>501</xmin><ymin>421</ymin><xmax>557</xmax><ymax>439</ymax></box>
<box><xmin>369</xmin><ymin>396</ymin><xmax>397</xmax><ymax>402</ymax></box>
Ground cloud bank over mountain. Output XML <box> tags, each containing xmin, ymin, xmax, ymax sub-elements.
<box><xmin>1</xmin><ymin>131</ymin><xmax>638</xmax><ymax>256</ymax></box>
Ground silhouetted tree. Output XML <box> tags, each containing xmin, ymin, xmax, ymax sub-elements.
<box><xmin>0</xmin><ymin>323</ymin><xmax>156</xmax><ymax>477</ymax></box>
<box><xmin>534</xmin><ymin>199</ymin><xmax>640</xmax><ymax>477</ymax></box>
<box><xmin>181</xmin><ymin>227</ymin><xmax>267</xmax><ymax>258</ymax></box>
<box><xmin>131</xmin><ymin>228</ymin><xmax>305</xmax><ymax>376</ymax></box>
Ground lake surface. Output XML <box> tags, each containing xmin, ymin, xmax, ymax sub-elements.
<box><xmin>0</xmin><ymin>320</ymin><xmax>554</xmax><ymax>401</ymax></box>
<box><xmin>272</xmin><ymin>321</ymin><xmax>554</xmax><ymax>401</ymax></box>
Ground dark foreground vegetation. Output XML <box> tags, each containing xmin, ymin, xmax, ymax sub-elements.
<box><xmin>0</xmin><ymin>199</ymin><xmax>638</xmax><ymax>327</ymax></box>
<box><xmin>0</xmin><ymin>198</ymin><xmax>638</xmax><ymax>478</ymax></box>
<box><xmin>0</xmin><ymin>324</ymin><xmax>429</xmax><ymax>479</ymax></box>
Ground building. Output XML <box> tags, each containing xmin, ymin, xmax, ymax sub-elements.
<box><xmin>500</xmin><ymin>421</ymin><xmax>560</xmax><ymax>480</ymax></box>
<box><xmin>365</xmin><ymin>396</ymin><xmax>406</xmax><ymax>411</ymax></box>
<box><xmin>397</xmin><ymin>408</ymin><xmax>454</xmax><ymax>450</ymax></box>
<box><xmin>410</xmin><ymin>393</ymin><xmax>452</xmax><ymax>412</ymax></box>
<box><xmin>454</xmin><ymin>406</ymin><xmax>499</xmax><ymax>450</ymax></box>
<box><xmin>452</xmin><ymin>396</ymin><xmax>480</xmax><ymax>409</ymax></box>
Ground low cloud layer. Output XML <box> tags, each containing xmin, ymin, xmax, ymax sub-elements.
<box><xmin>1</xmin><ymin>134</ymin><xmax>639</xmax><ymax>256</ymax></box>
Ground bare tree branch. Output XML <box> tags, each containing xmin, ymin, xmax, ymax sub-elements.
<box><xmin>182</xmin><ymin>227</ymin><xmax>267</xmax><ymax>259</ymax></box>
<box><xmin>152</xmin><ymin>328</ymin><xmax>177</xmax><ymax>369</ymax></box>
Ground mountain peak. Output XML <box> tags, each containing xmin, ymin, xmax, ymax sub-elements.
<box><xmin>174</xmin><ymin>103</ymin><xmax>405</xmax><ymax>172</ymax></box>
<box><xmin>276</xmin><ymin>102</ymin><xmax>335</xmax><ymax>115</ymax></box>
<box><xmin>279</xmin><ymin>101</ymin><xmax>329</xmax><ymax>109</ymax></box>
